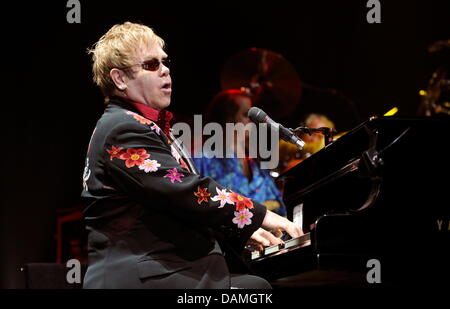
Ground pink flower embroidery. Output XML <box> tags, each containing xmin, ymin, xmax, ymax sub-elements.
<box><xmin>211</xmin><ymin>187</ymin><xmax>234</xmax><ymax>208</ymax></box>
<box><xmin>163</xmin><ymin>168</ymin><xmax>185</xmax><ymax>183</ymax></box>
<box><xmin>232</xmin><ymin>209</ymin><xmax>253</xmax><ymax>229</ymax></box>
<box><xmin>138</xmin><ymin>159</ymin><xmax>161</xmax><ymax>173</ymax></box>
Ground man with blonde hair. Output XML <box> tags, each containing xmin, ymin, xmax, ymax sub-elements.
<box><xmin>82</xmin><ymin>22</ymin><xmax>302</xmax><ymax>289</ymax></box>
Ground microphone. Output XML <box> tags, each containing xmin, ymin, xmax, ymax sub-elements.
<box><xmin>248</xmin><ymin>107</ymin><xmax>305</xmax><ymax>149</ymax></box>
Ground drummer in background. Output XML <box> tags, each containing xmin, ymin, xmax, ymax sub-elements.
<box><xmin>301</xmin><ymin>113</ymin><xmax>336</xmax><ymax>156</ymax></box>
<box><xmin>277</xmin><ymin>113</ymin><xmax>336</xmax><ymax>173</ymax></box>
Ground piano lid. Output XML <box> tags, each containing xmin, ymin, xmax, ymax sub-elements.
<box><xmin>279</xmin><ymin>117</ymin><xmax>449</xmax><ymax>201</ymax></box>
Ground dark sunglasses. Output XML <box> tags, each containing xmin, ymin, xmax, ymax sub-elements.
<box><xmin>119</xmin><ymin>58</ymin><xmax>170</xmax><ymax>72</ymax></box>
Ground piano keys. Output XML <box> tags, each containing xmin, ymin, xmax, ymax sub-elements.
<box><xmin>251</xmin><ymin>233</ymin><xmax>312</xmax><ymax>261</ymax></box>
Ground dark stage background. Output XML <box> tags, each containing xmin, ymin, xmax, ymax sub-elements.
<box><xmin>2</xmin><ymin>0</ymin><xmax>449</xmax><ymax>288</ymax></box>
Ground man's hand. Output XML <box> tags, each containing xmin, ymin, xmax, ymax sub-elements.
<box><xmin>261</xmin><ymin>210</ymin><xmax>303</xmax><ymax>239</ymax></box>
<box><xmin>247</xmin><ymin>228</ymin><xmax>284</xmax><ymax>252</ymax></box>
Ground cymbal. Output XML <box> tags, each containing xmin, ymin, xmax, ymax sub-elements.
<box><xmin>220</xmin><ymin>48</ymin><xmax>302</xmax><ymax>119</ymax></box>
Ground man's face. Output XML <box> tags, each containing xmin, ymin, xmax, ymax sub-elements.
<box><xmin>125</xmin><ymin>44</ymin><xmax>172</xmax><ymax>110</ymax></box>
<box><xmin>303</xmin><ymin>118</ymin><xmax>327</xmax><ymax>143</ymax></box>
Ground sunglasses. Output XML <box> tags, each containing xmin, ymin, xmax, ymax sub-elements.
<box><xmin>119</xmin><ymin>58</ymin><xmax>170</xmax><ymax>72</ymax></box>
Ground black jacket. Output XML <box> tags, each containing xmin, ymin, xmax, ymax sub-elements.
<box><xmin>81</xmin><ymin>98</ymin><xmax>267</xmax><ymax>288</ymax></box>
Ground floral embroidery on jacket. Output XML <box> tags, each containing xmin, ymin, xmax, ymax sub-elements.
<box><xmin>163</xmin><ymin>168</ymin><xmax>185</xmax><ymax>183</ymax></box>
<box><xmin>201</xmin><ymin>187</ymin><xmax>254</xmax><ymax>228</ymax></box>
<box><xmin>138</xmin><ymin>159</ymin><xmax>161</xmax><ymax>173</ymax></box>
<box><xmin>171</xmin><ymin>145</ymin><xmax>181</xmax><ymax>163</ymax></box>
<box><xmin>106</xmin><ymin>144</ymin><xmax>256</xmax><ymax>229</ymax></box>
<box><xmin>211</xmin><ymin>187</ymin><xmax>234</xmax><ymax>208</ymax></box>
<box><xmin>194</xmin><ymin>186</ymin><xmax>211</xmax><ymax>205</ymax></box>
<box><xmin>119</xmin><ymin>148</ymin><xmax>150</xmax><ymax>168</ymax></box>
<box><xmin>170</xmin><ymin>144</ymin><xmax>190</xmax><ymax>171</ymax></box>
<box><xmin>126</xmin><ymin>111</ymin><xmax>152</xmax><ymax>125</ymax></box>
<box><xmin>230</xmin><ymin>192</ymin><xmax>254</xmax><ymax>211</ymax></box>
<box><xmin>107</xmin><ymin>146</ymin><xmax>124</xmax><ymax>161</ymax></box>
<box><xmin>232</xmin><ymin>209</ymin><xmax>253</xmax><ymax>228</ymax></box>
<box><xmin>150</xmin><ymin>123</ymin><xmax>161</xmax><ymax>135</ymax></box>
<box><xmin>82</xmin><ymin>158</ymin><xmax>91</xmax><ymax>191</ymax></box>
<box><xmin>125</xmin><ymin>110</ymin><xmax>161</xmax><ymax>134</ymax></box>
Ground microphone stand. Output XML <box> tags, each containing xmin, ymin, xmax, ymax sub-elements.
<box><xmin>292</xmin><ymin>126</ymin><xmax>337</xmax><ymax>146</ymax></box>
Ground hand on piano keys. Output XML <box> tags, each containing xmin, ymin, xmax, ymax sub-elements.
<box><xmin>250</xmin><ymin>233</ymin><xmax>311</xmax><ymax>261</ymax></box>
<box><xmin>247</xmin><ymin>209</ymin><xmax>305</xmax><ymax>254</ymax></box>
<box><xmin>247</xmin><ymin>228</ymin><xmax>285</xmax><ymax>252</ymax></box>
<box><xmin>261</xmin><ymin>209</ymin><xmax>304</xmax><ymax>239</ymax></box>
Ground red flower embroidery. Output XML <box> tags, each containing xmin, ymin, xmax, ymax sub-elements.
<box><xmin>106</xmin><ymin>146</ymin><xmax>124</xmax><ymax>160</ymax></box>
<box><xmin>230</xmin><ymin>192</ymin><xmax>253</xmax><ymax>211</ymax></box>
<box><xmin>179</xmin><ymin>158</ymin><xmax>191</xmax><ymax>171</ymax></box>
<box><xmin>120</xmin><ymin>148</ymin><xmax>150</xmax><ymax>168</ymax></box>
<box><xmin>126</xmin><ymin>111</ymin><xmax>152</xmax><ymax>125</ymax></box>
<box><xmin>194</xmin><ymin>186</ymin><xmax>211</xmax><ymax>205</ymax></box>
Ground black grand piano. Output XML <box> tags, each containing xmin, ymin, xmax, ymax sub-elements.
<box><xmin>248</xmin><ymin>117</ymin><xmax>450</xmax><ymax>287</ymax></box>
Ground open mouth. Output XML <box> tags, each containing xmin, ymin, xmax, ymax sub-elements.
<box><xmin>161</xmin><ymin>82</ymin><xmax>171</xmax><ymax>90</ymax></box>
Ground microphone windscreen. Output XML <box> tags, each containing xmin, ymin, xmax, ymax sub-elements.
<box><xmin>248</xmin><ymin>107</ymin><xmax>267</xmax><ymax>123</ymax></box>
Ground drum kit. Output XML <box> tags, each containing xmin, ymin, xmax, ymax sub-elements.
<box><xmin>219</xmin><ymin>41</ymin><xmax>449</xmax><ymax>173</ymax></box>
<box><xmin>220</xmin><ymin>48</ymin><xmax>302</xmax><ymax>120</ymax></box>
<box><xmin>417</xmin><ymin>39</ymin><xmax>450</xmax><ymax>117</ymax></box>
<box><xmin>219</xmin><ymin>47</ymin><xmax>357</xmax><ymax>133</ymax></box>
<box><xmin>220</xmin><ymin>40</ymin><xmax>450</xmax><ymax>124</ymax></box>
<box><xmin>219</xmin><ymin>48</ymin><xmax>343</xmax><ymax>148</ymax></box>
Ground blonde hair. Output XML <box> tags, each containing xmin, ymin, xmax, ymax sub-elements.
<box><xmin>87</xmin><ymin>22</ymin><xmax>165</xmax><ymax>102</ymax></box>
<box><xmin>305</xmin><ymin>113</ymin><xmax>335</xmax><ymax>129</ymax></box>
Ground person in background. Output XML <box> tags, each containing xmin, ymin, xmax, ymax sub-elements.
<box><xmin>193</xmin><ymin>89</ymin><xmax>287</xmax><ymax>217</ymax></box>
<box><xmin>277</xmin><ymin>113</ymin><xmax>336</xmax><ymax>174</ymax></box>
<box><xmin>300</xmin><ymin>113</ymin><xmax>336</xmax><ymax>156</ymax></box>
